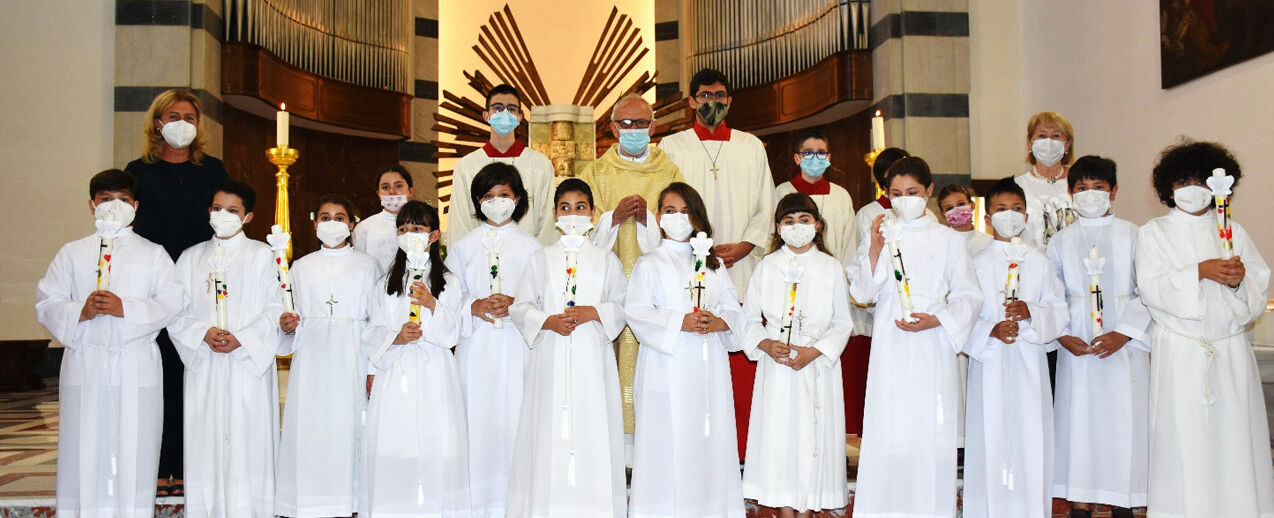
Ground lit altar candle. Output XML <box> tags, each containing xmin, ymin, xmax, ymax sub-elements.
<box><xmin>267</xmin><ymin>225</ymin><xmax>295</xmax><ymax>313</ymax></box>
<box><xmin>883</xmin><ymin>218</ymin><xmax>919</xmax><ymax>323</ymax></box>
<box><xmin>1207</xmin><ymin>168</ymin><xmax>1235</xmax><ymax>259</ymax></box>
<box><xmin>484</xmin><ymin>230</ymin><xmax>504</xmax><ymax>329</ymax></box>
<box><xmin>1085</xmin><ymin>246</ymin><xmax>1105</xmax><ymax>336</ymax></box>
<box><xmin>277</xmin><ymin>103</ymin><xmax>290</xmax><ymax>149</ymax></box>
<box><xmin>871</xmin><ymin>110</ymin><xmax>886</xmax><ymax>151</ymax></box>
<box><xmin>1004</xmin><ymin>237</ymin><xmax>1023</xmax><ymax>303</ymax></box>
<box><xmin>406</xmin><ymin>240</ymin><xmax>428</xmax><ymax>324</ymax></box>
<box><xmin>213</xmin><ymin>245</ymin><xmax>229</xmax><ymax>329</ymax></box>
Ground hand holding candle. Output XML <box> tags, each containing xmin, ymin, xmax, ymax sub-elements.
<box><xmin>1207</xmin><ymin>168</ymin><xmax>1235</xmax><ymax>259</ymax></box>
<box><xmin>483</xmin><ymin>230</ymin><xmax>504</xmax><ymax>329</ymax></box>
<box><xmin>266</xmin><ymin>225</ymin><xmax>296</xmax><ymax>314</ymax></box>
<box><xmin>1084</xmin><ymin>245</ymin><xmax>1106</xmax><ymax>336</ymax></box>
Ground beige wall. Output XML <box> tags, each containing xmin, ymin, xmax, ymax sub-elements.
<box><xmin>971</xmin><ymin>0</ymin><xmax>1274</xmax><ymax>259</ymax></box>
<box><xmin>0</xmin><ymin>1</ymin><xmax>115</xmax><ymax>341</ymax></box>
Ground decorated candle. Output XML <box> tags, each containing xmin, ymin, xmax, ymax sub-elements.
<box><xmin>1004</xmin><ymin>237</ymin><xmax>1023</xmax><ymax>303</ymax></box>
<box><xmin>883</xmin><ymin>218</ymin><xmax>919</xmax><ymax>323</ymax></box>
<box><xmin>97</xmin><ymin>235</ymin><xmax>114</xmax><ymax>291</ymax></box>
<box><xmin>213</xmin><ymin>245</ymin><xmax>229</xmax><ymax>329</ymax></box>
<box><xmin>1085</xmin><ymin>245</ymin><xmax>1106</xmax><ymax>336</ymax></box>
<box><xmin>484</xmin><ymin>230</ymin><xmax>504</xmax><ymax>329</ymax></box>
<box><xmin>1207</xmin><ymin>168</ymin><xmax>1235</xmax><ymax>259</ymax></box>
<box><xmin>267</xmin><ymin>225</ymin><xmax>295</xmax><ymax>313</ymax></box>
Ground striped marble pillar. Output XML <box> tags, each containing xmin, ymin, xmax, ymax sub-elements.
<box><xmin>112</xmin><ymin>0</ymin><xmax>224</xmax><ymax>167</ymax></box>
<box><xmin>654</xmin><ymin>0</ymin><xmax>683</xmax><ymax>101</ymax></box>
<box><xmin>406</xmin><ymin>0</ymin><xmax>441</xmax><ymax>210</ymax></box>
<box><xmin>870</xmin><ymin>0</ymin><xmax>971</xmax><ymax>193</ymax></box>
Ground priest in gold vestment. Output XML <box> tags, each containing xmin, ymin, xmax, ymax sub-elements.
<box><xmin>579</xmin><ymin>94</ymin><xmax>685</xmax><ymax>435</ymax></box>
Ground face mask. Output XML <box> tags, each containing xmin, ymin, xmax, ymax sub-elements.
<box><xmin>1173</xmin><ymin>185</ymin><xmax>1212</xmax><ymax>213</ymax></box>
<box><xmin>209</xmin><ymin>209</ymin><xmax>244</xmax><ymax>238</ymax></box>
<box><xmin>488</xmin><ymin>110</ymin><xmax>519</xmax><ymax>136</ymax></box>
<box><xmin>618</xmin><ymin>128</ymin><xmax>650</xmax><ymax>155</ymax></box>
<box><xmin>1072</xmin><ymin>190</ymin><xmax>1112</xmax><ymax>218</ymax></box>
<box><xmin>380</xmin><ymin>194</ymin><xmax>407</xmax><ymax>212</ymax></box>
<box><xmin>944</xmin><ymin>205</ymin><xmax>974</xmax><ymax>227</ymax></box>
<box><xmin>658</xmin><ymin>212</ymin><xmax>694</xmax><ymax>241</ymax></box>
<box><xmin>397</xmin><ymin>231</ymin><xmax>431</xmax><ymax>254</ymax></box>
<box><xmin>1031</xmin><ymin>138</ymin><xmax>1066</xmax><ymax>167</ymax></box>
<box><xmin>480</xmin><ymin>197</ymin><xmax>516</xmax><ymax>224</ymax></box>
<box><xmin>160</xmin><ymin>120</ymin><xmax>197</xmax><ymax>149</ymax></box>
<box><xmin>990</xmin><ymin>210</ymin><xmax>1027</xmax><ymax>238</ymax></box>
<box><xmin>696</xmin><ymin>101</ymin><xmax>729</xmax><ymax>127</ymax></box>
<box><xmin>891</xmin><ymin>196</ymin><xmax>928</xmax><ymax>222</ymax></box>
<box><xmin>780</xmin><ymin>223</ymin><xmax>816</xmax><ymax>249</ymax></box>
<box><xmin>316</xmin><ymin>220</ymin><xmax>351</xmax><ymax>247</ymax></box>
<box><xmin>93</xmin><ymin>199</ymin><xmax>136</xmax><ymax>228</ymax></box>
<box><xmin>800</xmin><ymin>154</ymin><xmax>831</xmax><ymax>178</ymax></box>
<box><xmin>555</xmin><ymin>214</ymin><xmax>593</xmax><ymax>236</ymax></box>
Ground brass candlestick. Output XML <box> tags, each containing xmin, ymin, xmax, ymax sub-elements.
<box><xmin>267</xmin><ymin>146</ymin><xmax>300</xmax><ymax>260</ymax></box>
<box><xmin>864</xmin><ymin>147</ymin><xmax>885</xmax><ymax>198</ymax></box>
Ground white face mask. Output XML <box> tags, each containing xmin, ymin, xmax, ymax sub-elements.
<box><xmin>1072</xmin><ymin>189</ymin><xmax>1112</xmax><ymax>218</ymax></box>
<box><xmin>891</xmin><ymin>196</ymin><xmax>928</xmax><ymax>222</ymax></box>
<box><xmin>160</xmin><ymin>120</ymin><xmax>197</xmax><ymax>149</ymax></box>
<box><xmin>93</xmin><ymin>199</ymin><xmax>136</xmax><ymax>236</ymax></box>
<box><xmin>397</xmin><ymin>231</ymin><xmax>431</xmax><ymax>254</ymax></box>
<box><xmin>1031</xmin><ymin>138</ymin><xmax>1066</xmax><ymax>167</ymax></box>
<box><xmin>1173</xmin><ymin>185</ymin><xmax>1212</xmax><ymax>214</ymax></box>
<box><xmin>990</xmin><ymin>210</ymin><xmax>1027</xmax><ymax>238</ymax></box>
<box><xmin>209</xmin><ymin>209</ymin><xmax>244</xmax><ymax>238</ymax></box>
<box><xmin>555</xmin><ymin>214</ymin><xmax>593</xmax><ymax>236</ymax></box>
<box><xmin>480</xmin><ymin>197</ymin><xmax>516</xmax><ymax>225</ymax></box>
<box><xmin>380</xmin><ymin>194</ymin><xmax>407</xmax><ymax>213</ymax></box>
<box><xmin>779</xmin><ymin>223</ymin><xmax>816</xmax><ymax>248</ymax></box>
<box><xmin>316</xmin><ymin>220</ymin><xmax>351</xmax><ymax>248</ymax></box>
<box><xmin>658</xmin><ymin>212</ymin><xmax>694</xmax><ymax>241</ymax></box>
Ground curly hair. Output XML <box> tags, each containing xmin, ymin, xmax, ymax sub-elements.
<box><xmin>1151</xmin><ymin>139</ymin><xmax>1241</xmax><ymax>208</ymax></box>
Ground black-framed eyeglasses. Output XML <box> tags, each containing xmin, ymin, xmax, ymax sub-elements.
<box><xmin>489</xmin><ymin>103</ymin><xmax>520</xmax><ymax>115</ymax></box>
<box><xmin>614</xmin><ymin>119</ymin><xmax>652</xmax><ymax>129</ymax></box>
<box><xmin>694</xmin><ymin>91</ymin><xmax>729</xmax><ymax>102</ymax></box>
<box><xmin>798</xmin><ymin>150</ymin><xmax>829</xmax><ymax>158</ymax></box>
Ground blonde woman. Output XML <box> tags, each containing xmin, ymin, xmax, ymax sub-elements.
<box><xmin>1014</xmin><ymin>111</ymin><xmax>1076</xmax><ymax>248</ymax></box>
<box><xmin>125</xmin><ymin>88</ymin><xmax>229</xmax><ymax>497</ymax></box>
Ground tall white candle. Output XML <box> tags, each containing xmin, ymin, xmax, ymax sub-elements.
<box><xmin>1086</xmin><ymin>246</ymin><xmax>1105</xmax><ymax>336</ymax></box>
<box><xmin>486</xmin><ymin>230</ymin><xmax>504</xmax><ymax>329</ymax></box>
<box><xmin>1004</xmin><ymin>237</ymin><xmax>1023</xmax><ymax>303</ymax></box>
<box><xmin>267</xmin><ymin>225</ymin><xmax>295</xmax><ymax>313</ymax></box>
<box><xmin>214</xmin><ymin>245</ymin><xmax>228</xmax><ymax>329</ymax></box>
<box><xmin>1208</xmin><ymin>168</ymin><xmax>1234</xmax><ymax>259</ymax></box>
<box><xmin>277</xmin><ymin>103</ymin><xmax>290</xmax><ymax>149</ymax></box>
<box><xmin>871</xmin><ymin>110</ymin><xmax>886</xmax><ymax>151</ymax></box>
<box><xmin>883</xmin><ymin>218</ymin><xmax>918</xmax><ymax>323</ymax></box>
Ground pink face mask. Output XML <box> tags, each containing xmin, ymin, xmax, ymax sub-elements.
<box><xmin>944</xmin><ymin>205</ymin><xmax>974</xmax><ymax>227</ymax></box>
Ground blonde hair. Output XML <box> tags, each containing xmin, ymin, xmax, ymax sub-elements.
<box><xmin>141</xmin><ymin>89</ymin><xmax>206</xmax><ymax>164</ymax></box>
<box><xmin>1025</xmin><ymin>111</ymin><xmax>1074</xmax><ymax>165</ymax></box>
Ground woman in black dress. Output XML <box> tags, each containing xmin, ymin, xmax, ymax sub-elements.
<box><xmin>126</xmin><ymin>89</ymin><xmax>228</xmax><ymax>497</ymax></box>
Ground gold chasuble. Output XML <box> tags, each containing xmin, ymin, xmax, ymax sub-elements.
<box><xmin>578</xmin><ymin>145</ymin><xmax>685</xmax><ymax>433</ymax></box>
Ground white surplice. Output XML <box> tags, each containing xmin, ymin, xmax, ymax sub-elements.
<box><xmin>360</xmin><ymin>267</ymin><xmax>470</xmax><ymax>518</ymax></box>
<box><xmin>1136</xmin><ymin>209</ymin><xmax>1274</xmax><ymax>518</ymax></box>
<box><xmin>443</xmin><ymin>221</ymin><xmax>541</xmax><ymax>518</ymax></box>
<box><xmin>963</xmin><ymin>240</ymin><xmax>1068</xmax><ymax>518</ymax></box>
<box><xmin>1046</xmin><ymin>215</ymin><xmax>1151</xmax><ymax>508</ymax></box>
<box><xmin>1015</xmin><ymin>172</ymin><xmax>1071</xmax><ymax>249</ymax></box>
<box><xmin>168</xmin><ymin>233</ymin><xmax>283</xmax><ymax>518</ymax></box>
<box><xmin>773</xmin><ymin>180</ymin><xmax>858</xmax><ymax>266</ymax></box>
<box><xmin>353</xmin><ymin>210</ymin><xmax>401</xmax><ymax>272</ymax></box>
<box><xmin>448</xmin><ymin>146</ymin><xmax>558</xmax><ymax>246</ymax></box>
<box><xmin>506</xmin><ymin>239</ymin><xmax>629</xmax><ymax>518</ymax></box>
<box><xmin>275</xmin><ymin>245</ymin><xmax>382</xmax><ymax>518</ymax></box>
<box><xmin>954</xmin><ymin>228</ymin><xmax>993</xmax><ymax>446</ymax></box>
<box><xmin>659</xmin><ymin>128</ymin><xmax>775</xmax><ymax>297</ymax></box>
<box><xmin>740</xmin><ymin>246</ymin><xmax>853</xmax><ymax>512</ymax></box>
<box><xmin>850</xmin><ymin>200</ymin><xmax>890</xmax><ymax>338</ymax></box>
<box><xmin>35</xmin><ymin>228</ymin><xmax>182</xmax><ymax>518</ymax></box>
<box><xmin>847</xmin><ymin>214</ymin><xmax>982</xmax><ymax>518</ymax></box>
<box><xmin>958</xmin><ymin>229</ymin><xmax>994</xmax><ymax>258</ymax></box>
<box><xmin>625</xmin><ymin>240</ymin><xmax>746</xmax><ymax>518</ymax></box>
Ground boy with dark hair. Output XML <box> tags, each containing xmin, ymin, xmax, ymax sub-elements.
<box><xmin>168</xmin><ymin>180</ymin><xmax>284</xmax><ymax>517</ymax></box>
<box><xmin>36</xmin><ymin>169</ymin><xmax>183</xmax><ymax>517</ymax></box>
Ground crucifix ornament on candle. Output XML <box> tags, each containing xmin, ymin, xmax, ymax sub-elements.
<box><xmin>266</xmin><ymin>225</ymin><xmax>296</xmax><ymax>313</ymax></box>
<box><xmin>1207</xmin><ymin>168</ymin><xmax>1235</xmax><ymax>259</ymax></box>
<box><xmin>882</xmin><ymin>217</ymin><xmax>919</xmax><ymax>323</ymax></box>
<box><xmin>1084</xmin><ymin>245</ymin><xmax>1106</xmax><ymax>336</ymax></box>
<box><xmin>483</xmin><ymin>230</ymin><xmax>505</xmax><ymax>328</ymax></box>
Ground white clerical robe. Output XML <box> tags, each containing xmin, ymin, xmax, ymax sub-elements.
<box><xmin>169</xmin><ymin>233</ymin><xmax>283</xmax><ymax>518</ymax></box>
<box><xmin>507</xmin><ymin>240</ymin><xmax>629</xmax><ymax>518</ymax></box>
<box><xmin>847</xmin><ymin>214</ymin><xmax>982</xmax><ymax>518</ymax></box>
<box><xmin>449</xmin><ymin>145</ymin><xmax>557</xmax><ymax>246</ymax></box>
<box><xmin>1015</xmin><ymin>172</ymin><xmax>1072</xmax><ymax>249</ymax></box>
<box><xmin>354</xmin><ymin>210</ymin><xmax>401</xmax><ymax>272</ymax></box>
<box><xmin>774</xmin><ymin>180</ymin><xmax>857</xmax><ymax>266</ymax></box>
<box><xmin>1046</xmin><ymin>215</ymin><xmax>1151</xmax><ymax>508</ymax></box>
<box><xmin>740</xmin><ymin>246</ymin><xmax>853</xmax><ymax>511</ymax></box>
<box><xmin>964</xmin><ymin>240</ymin><xmax>1068</xmax><ymax>518</ymax></box>
<box><xmin>1136</xmin><ymin>209</ymin><xmax>1274</xmax><ymax>518</ymax></box>
<box><xmin>955</xmin><ymin>228</ymin><xmax>993</xmax><ymax>446</ymax></box>
<box><xmin>659</xmin><ymin>128</ymin><xmax>775</xmax><ymax>296</ymax></box>
<box><xmin>625</xmin><ymin>240</ymin><xmax>746</xmax><ymax>518</ymax></box>
<box><xmin>959</xmin><ymin>229</ymin><xmax>994</xmax><ymax>257</ymax></box>
<box><xmin>444</xmin><ymin>221</ymin><xmax>541</xmax><ymax>518</ymax></box>
<box><xmin>361</xmin><ymin>268</ymin><xmax>471</xmax><ymax>517</ymax></box>
<box><xmin>35</xmin><ymin>228</ymin><xmax>182</xmax><ymax>518</ymax></box>
<box><xmin>275</xmin><ymin>245</ymin><xmax>381</xmax><ymax>518</ymax></box>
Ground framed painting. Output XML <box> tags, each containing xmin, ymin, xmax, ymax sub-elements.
<box><xmin>1161</xmin><ymin>0</ymin><xmax>1274</xmax><ymax>88</ymax></box>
